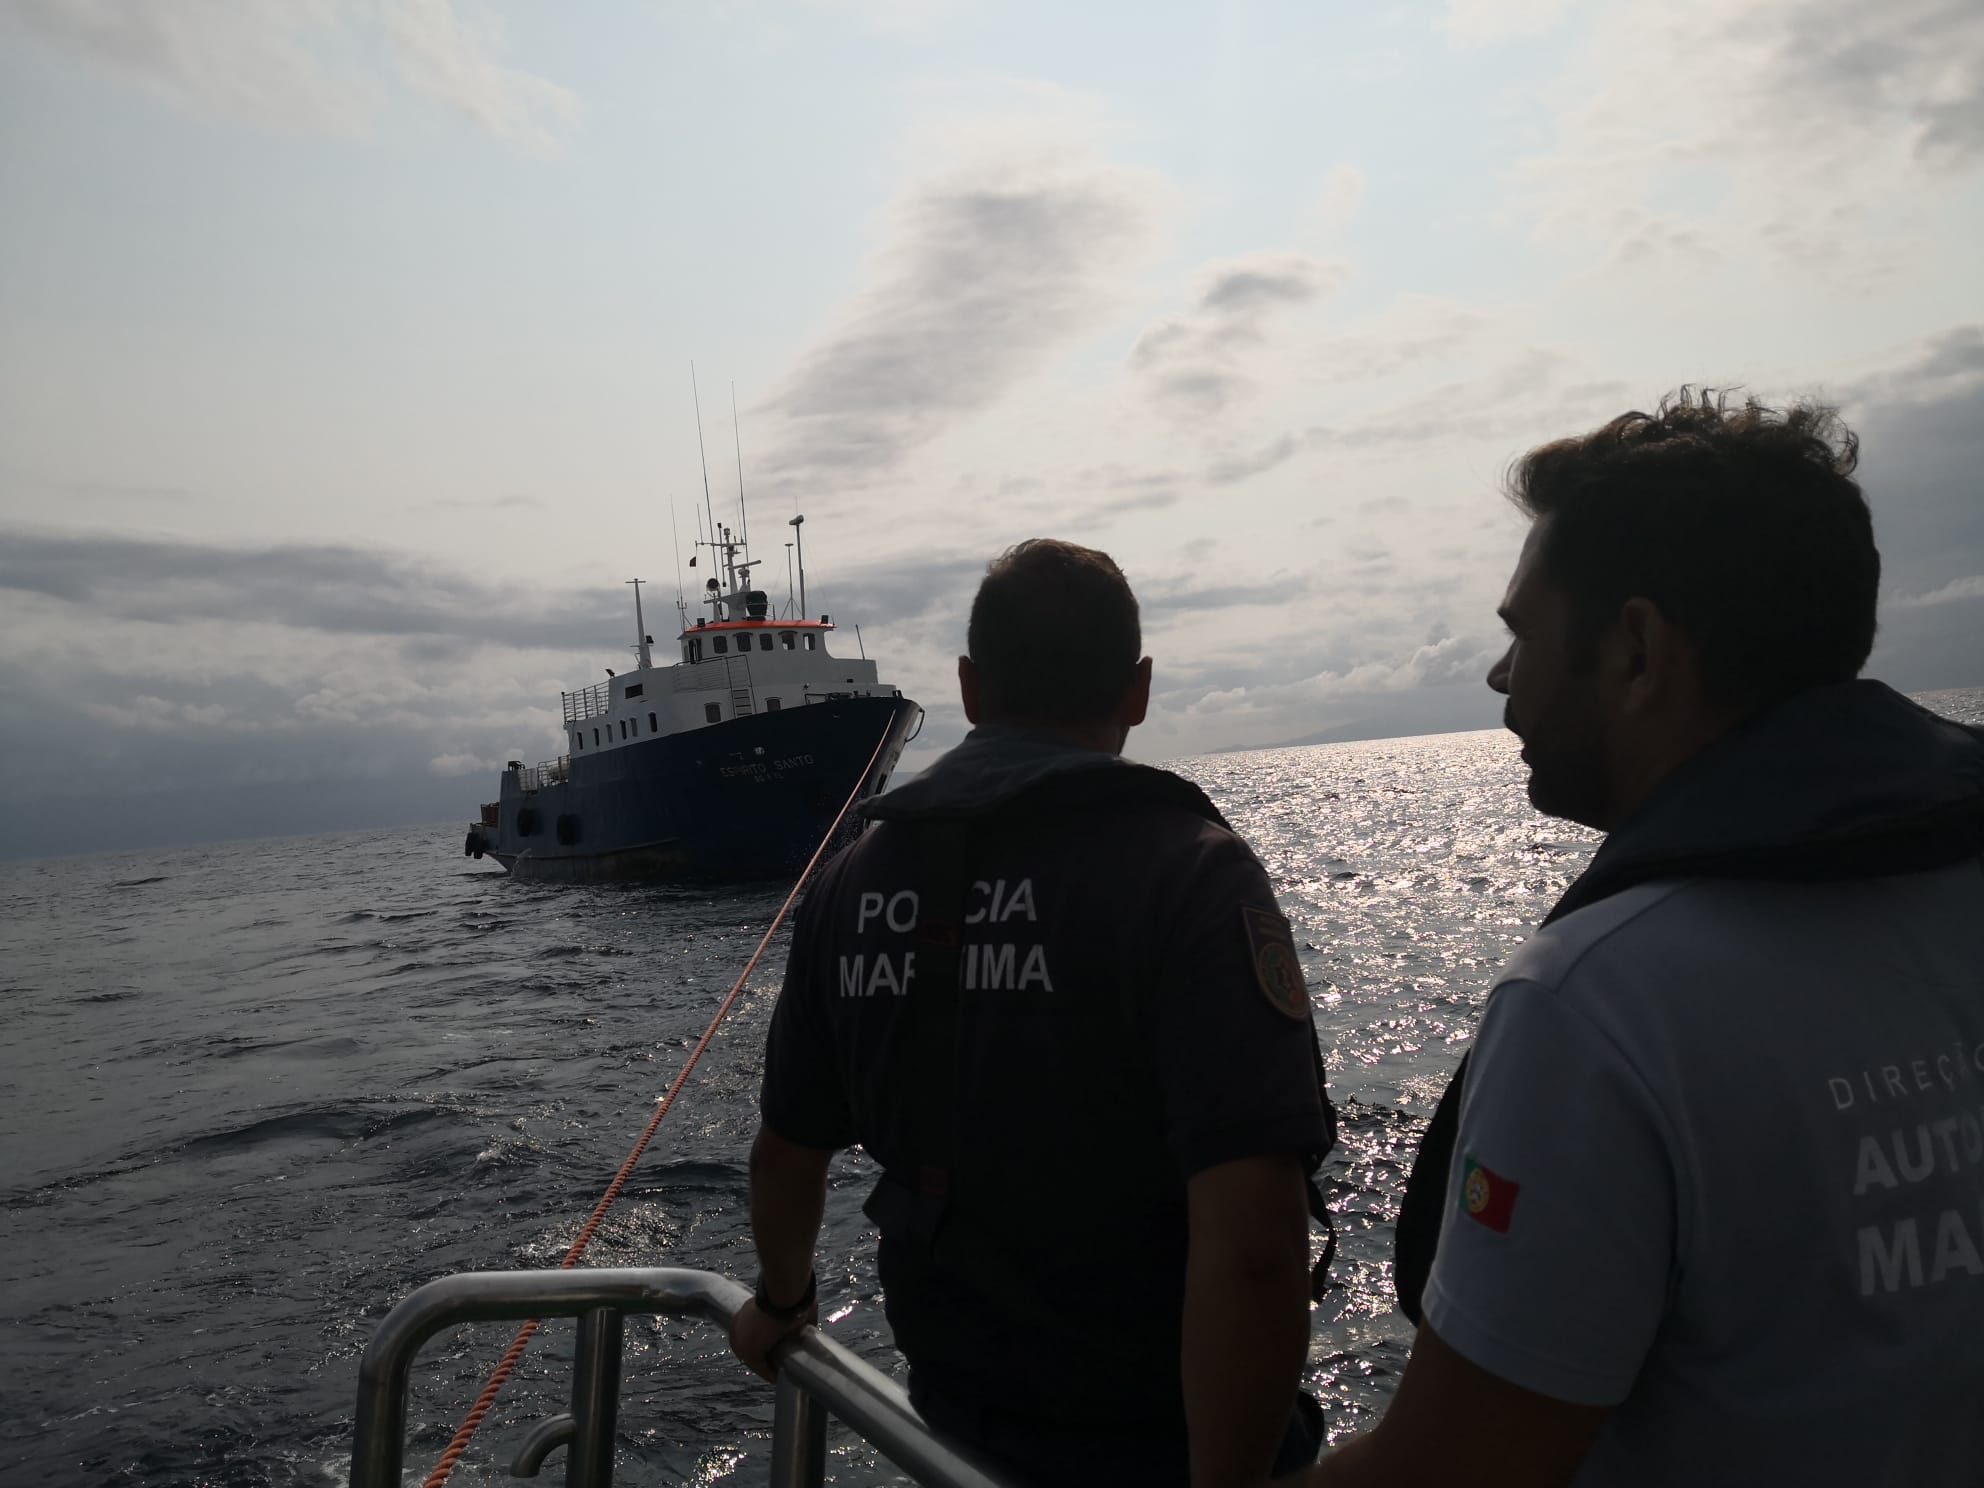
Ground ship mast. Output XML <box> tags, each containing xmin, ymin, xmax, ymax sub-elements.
<box><xmin>670</xmin><ymin>501</ymin><xmax>692</xmax><ymax>636</ymax></box>
<box><xmin>789</xmin><ymin>513</ymin><xmax>807</xmax><ymax>619</ymax></box>
<box><xmin>627</xmin><ymin>578</ymin><xmax>651</xmax><ymax>670</ymax></box>
<box><xmin>692</xmin><ymin>363</ymin><xmax>718</xmax><ymax>580</ymax></box>
<box><xmin>692</xmin><ymin>365</ymin><xmax>764</xmax><ymax>625</ymax></box>
<box><xmin>731</xmin><ymin>382</ymin><xmax>749</xmax><ymax>552</ymax></box>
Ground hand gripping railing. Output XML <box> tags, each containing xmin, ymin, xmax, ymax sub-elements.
<box><xmin>350</xmin><ymin>1266</ymin><xmax>1014</xmax><ymax>1488</ymax></box>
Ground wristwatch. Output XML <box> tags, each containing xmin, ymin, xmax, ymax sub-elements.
<box><xmin>754</xmin><ymin>1270</ymin><xmax>817</xmax><ymax>1322</ymax></box>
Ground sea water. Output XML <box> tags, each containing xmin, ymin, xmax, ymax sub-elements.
<box><xmin>5</xmin><ymin>689</ymin><xmax>1979</xmax><ymax>1485</ymax></box>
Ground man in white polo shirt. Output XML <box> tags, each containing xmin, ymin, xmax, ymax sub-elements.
<box><xmin>1301</xmin><ymin>390</ymin><xmax>1984</xmax><ymax>1486</ymax></box>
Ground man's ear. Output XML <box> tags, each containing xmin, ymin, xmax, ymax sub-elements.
<box><xmin>958</xmin><ymin>655</ymin><xmax>983</xmax><ymax>725</ymax></box>
<box><xmin>1120</xmin><ymin>656</ymin><xmax>1153</xmax><ymax>730</ymax></box>
<box><xmin>1614</xmin><ymin>597</ymin><xmax>1692</xmax><ymax>715</ymax></box>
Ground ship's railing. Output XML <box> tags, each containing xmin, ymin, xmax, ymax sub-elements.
<box><xmin>563</xmin><ymin>682</ymin><xmax>613</xmax><ymax>724</ymax></box>
<box><xmin>517</xmin><ymin>757</ymin><xmax>570</xmax><ymax>792</ymax></box>
<box><xmin>349</xmin><ymin>1266</ymin><xmax>1013</xmax><ymax>1488</ymax></box>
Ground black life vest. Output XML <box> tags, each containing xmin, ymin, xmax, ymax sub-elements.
<box><xmin>865</xmin><ymin>763</ymin><xmax>1341</xmax><ymax>1307</ymax></box>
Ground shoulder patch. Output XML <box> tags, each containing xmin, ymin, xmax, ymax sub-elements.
<box><xmin>1241</xmin><ymin>905</ymin><xmax>1308</xmax><ymax>1020</ymax></box>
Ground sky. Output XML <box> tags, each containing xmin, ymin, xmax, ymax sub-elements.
<box><xmin>2</xmin><ymin>0</ymin><xmax>1981</xmax><ymax>859</ymax></box>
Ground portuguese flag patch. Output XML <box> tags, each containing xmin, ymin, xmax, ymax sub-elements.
<box><xmin>1461</xmin><ymin>1156</ymin><xmax>1520</xmax><ymax>1233</ymax></box>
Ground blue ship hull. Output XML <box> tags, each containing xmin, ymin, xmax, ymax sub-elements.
<box><xmin>469</xmin><ymin>695</ymin><xmax>922</xmax><ymax>884</ymax></box>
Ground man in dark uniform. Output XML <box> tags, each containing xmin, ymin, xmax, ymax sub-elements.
<box><xmin>730</xmin><ymin>538</ymin><xmax>1337</xmax><ymax>1487</ymax></box>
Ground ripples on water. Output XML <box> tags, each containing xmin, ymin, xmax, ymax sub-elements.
<box><xmin>4</xmin><ymin>692</ymin><xmax>1978</xmax><ymax>1485</ymax></box>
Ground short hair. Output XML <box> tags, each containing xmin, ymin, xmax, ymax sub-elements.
<box><xmin>1509</xmin><ymin>388</ymin><xmax>1878</xmax><ymax>710</ymax></box>
<box><xmin>967</xmin><ymin>539</ymin><xmax>1141</xmax><ymax>722</ymax></box>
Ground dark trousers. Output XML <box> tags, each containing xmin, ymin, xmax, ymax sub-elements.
<box><xmin>912</xmin><ymin>1383</ymin><xmax>1324</xmax><ymax>1487</ymax></box>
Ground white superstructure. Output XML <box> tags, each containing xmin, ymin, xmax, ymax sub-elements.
<box><xmin>531</xmin><ymin>520</ymin><xmax>897</xmax><ymax>776</ymax></box>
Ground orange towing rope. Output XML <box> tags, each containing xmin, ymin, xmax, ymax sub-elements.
<box><xmin>421</xmin><ymin>721</ymin><xmax>900</xmax><ymax>1487</ymax></box>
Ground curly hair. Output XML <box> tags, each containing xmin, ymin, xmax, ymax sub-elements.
<box><xmin>967</xmin><ymin>539</ymin><xmax>1142</xmax><ymax>723</ymax></box>
<box><xmin>1509</xmin><ymin>388</ymin><xmax>1878</xmax><ymax>709</ymax></box>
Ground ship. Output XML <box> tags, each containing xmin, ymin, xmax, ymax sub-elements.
<box><xmin>462</xmin><ymin>513</ymin><xmax>922</xmax><ymax>884</ymax></box>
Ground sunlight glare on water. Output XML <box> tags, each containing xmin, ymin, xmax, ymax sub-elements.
<box><xmin>1173</xmin><ymin>726</ymin><xmax>1598</xmax><ymax>1428</ymax></box>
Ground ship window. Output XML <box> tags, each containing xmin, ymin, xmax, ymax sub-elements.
<box><xmin>804</xmin><ymin>634</ymin><xmax>817</xmax><ymax>650</ymax></box>
<box><xmin>593</xmin><ymin>727</ymin><xmax>600</xmax><ymax>746</ymax></box>
<box><xmin>648</xmin><ymin>711</ymin><xmax>658</xmax><ymax>733</ymax></box>
<box><xmin>704</xmin><ymin>702</ymin><xmax>721</xmax><ymax>723</ymax></box>
<box><xmin>573</xmin><ymin>732</ymin><xmax>582</xmax><ymax>751</ymax></box>
<box><xmin>780</xmin><ymin>630</ymin><xmax>795</xmax><ymax>649</ymax></box>
<box><xmin>767</xmin><ymin>696</ymin><xmax>782</xmax><ymax>712</ymax></box>
<box><xmin>758</xmin><ymin>634</ymin><xmax>773</xmax><ymax>651</ymax></box>
<box><xmin>624</xmin><ymin>683</ymin><xmax>644</xmax><ymax>699</ymax></box>
<box><xmin>713</xmin><ymin>635</ymin><xmax>729</xmax><ymax>654</ymax></box>
<box><xmin>619</xmin><ymin>719</ymin><xmax>627</xmax><ymax>739</ymax></box>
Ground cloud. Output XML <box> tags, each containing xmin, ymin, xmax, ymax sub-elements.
<box><xmin>799</xmin><ymin>0</ymin><xmax>959</xmax><ymax>35</ymax></box>
<box><xmin>1834</xmin><ymin>326</ymin><xmax>1984</xmax><ymax>623</ymax></box>
<box><xmin>1139</xmin><ymin>569</ymin><xmax>1320</xmax><ymax>621</ymax></box>
<box><xmin>1764</xmin><ymin>0</ymin><xmax>1984</xmax><ymax>169</ymax></box>
<box><xmin>0</xmin><ymin>0</ymin><xmax>575</xmax><ymax>151</ymax></box>
<box><xmin>0</xmin><ymin>526</ymin><xmax>634</xmax><ymax>654</ymax></box>
<box><xmin>1205</xmin><ymin>434</ymin><xmax>1299</xmax><ymax>487</ymax></box>
<box><xmin>0</xmin><ymin>529</ymin><xmax>631</xmax><ymax>855</ymax></box>
<box><xmin>1128</xmin><ymin>321</ymin><xmax>1984</xmax><ymax>755</ymax></box>
<box><xmin>1894</xmin><ymin>575</ymin><xmax>1984</xmax><ymax>608</ymax></box>
<box><xmin>1130</xmin><ymin>252</ymin><xmax>1349</xmax><ymax>416</ymax></box>
<box><xmin>9</xmin><ymin>313</ymin><xmax>1981</xmax><ymax>860</ymax></box>
<box><xmin>84</xmin><ymin>693</ymin><xmax>236</xmax><ymax>732</ymax></box>
<box><xmin>0</xmin><ymin>459</ymin><xmax>196</xmax><ymax>505</ymax></box>
<box><xmin>428</xmin><ymin>750</ymin><xmax>502</xmax><ymax>776</ymax></box>
<box><xmin>383</xmin><ymin>0</ymin><xmax>577</xmax><ymax>155</ymax></box>
<box><xmin>753</xmin><ymin>131</ymin><xmax>1165</xmax><ymax>495</ymax></box>
<box><xmin>1841</xmin><ymin>324</ymin><xmax>1984</xmax><ymax>406</ymax></box>
<box><xmin>1198</xmin><ymin>256</ymin><xmax>1337</xmax><ymax>316</ymax></box>
<box><xmin>1158</xmin><ymin>632</ymin><xmax>1507</xmax><ymax>753</ymax></box>
<box><xmin>0</xmin><ymin>0</ymin><xmax>370</xmax><ymax>133</ymax></box>
<box><xmin>1515</xmin><ymin>0</ymin><xmax>1984</xmax><ymax>280</ymax></box>
<box><xmin>1305</xmin><ymin>348</ymin><xmax>1631</xmax><ymax>453</ymax></box>
<box><xmin>421</xmin><ymin>492</ymin><xmax>543</xmax><ymax>512</ymax></box>
<box><xmin>808</xmin><ymin>549</ymin><xmax>990</xmax><ymax>628</ymax></box>
<box><xmin>1442</xmin><ymin>0</ymin><xmax>1581</xmax><ymax>45</ymax></box>
<box><xmin>54</xmin><ymin>478</ymin><xmax>194</xmax><ymax>503</ymax></box>
<box><xmin>0</xmin><ymin>638</ymin><xmax>550</xmax><ymax>855</ymax></box>
<box><xmin>987</xmin><ymin>463</ymin><xmax>1185</xmax><ymax>527</ymax></box>
<box><xmin>1609</xmin><ymin>215</ymin><xmax>1721</xmax><ymax>270</ymax></box>
<box><xmin>1312</xmin><ymin>294</ymin><xmax>1496</xmax><ymax>386</ymax></box>
<box><xmin>1304</xmin><ymin>164</ymin><xmax>1367</xmax><ymax>241</ymax></box>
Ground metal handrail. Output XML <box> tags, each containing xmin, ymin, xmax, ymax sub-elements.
<box><xmin>349</xmin><ymin>1266</ymin><xmax>1013</xmax><ymax>1488</ymax></box>
<box><xmin>517</xmin><ymin>757</ymin><xmax>570</xmax><ymax>792</ymax></box>
<box><xmin>563</xmin><ymin>682</ymin><xmax>613</xmax><ymax>724</ymax></box>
